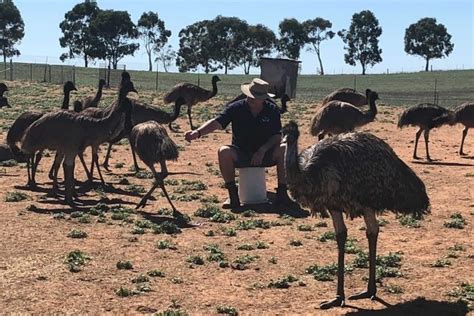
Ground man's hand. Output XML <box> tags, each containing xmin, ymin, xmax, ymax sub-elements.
<box><xmin>251</xmin><ymin>148</ymin><xmax>266</xmax><ymax>166</ymax></box>
<box><xmin>185</xmin><ymin>130</ymin><xmax>200</xmax><ymax>142</ymax></box>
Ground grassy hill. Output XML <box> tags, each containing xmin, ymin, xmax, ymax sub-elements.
<box><xmin>3</xmin><ymin>62</ymin><xmax>473</xmax><ymax>106</ymax></box>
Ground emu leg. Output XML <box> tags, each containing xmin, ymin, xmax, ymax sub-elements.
<box><xmin>63</xmin><ymin>155</ymin><xmax>76</xmax><ymax>206</ymax></box>
<box><xmin>129</xmin><ymin>139</ymin><xmax>141</xmax><ymax>172</ymax></box>
<box><xmin>459</xmin><ymin>127</ymin><xmax>468</xmax><ymax>155</ymax></box>
<box><xmin>93</xmin><ymin>151</ymin><xmax>106</xmax><ymax>186</ymax></box>
<box><xmin>102</xmin><ymin>143</ymin><xmax>113</xmax><ymax>171</ymax></box>
<box><xmin>320</xmin><ymin>210</ymin><xmax>347</xmax><ymax>309</ymax></box>
<box><xmin>31</xmin><ymin>151</ymin><xmax>43</xmax><ymax>186</ymax></box>
<box><xmin>49</xmin><ymin>152</ymin><xmax>60</xmax><ymax>180</ymax></box>
<box><xmin>26</xmin><ymin>156</ymin><xmax>32</xmax><ymax>187</ymax></box>
<box><xmin>78</xmin><ymin>153</ymin><xmax>91</xmax><ymax>181</ymax></box>
<box><xmin>413</xmin><ymin>128</ymin><xmax>423</xmax><ymax>160</ymax></box>
<box><xmin>424</xmin><ymin>129</ymin><xmax>432</xmax><ymax>161</ymax></box>
<box><xmin>187</xmin><ymin>106</ymin><xmax>195</xmax><ymax>130</ymax></box>
<box><xmin>349</xmin><ymin>211</ymin><xmax>379</xmax><ymax>300</ymax></box>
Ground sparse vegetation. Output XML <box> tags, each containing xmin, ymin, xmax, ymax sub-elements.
<box><xmin>216</xmin><ymin>305</ymin><xmax>238</xmax><ymax>315</ymax></box>
<box><xmin>153</xmin><ymin>221</ymin><xmax>181</xmax><ymax>234</ymax></box>
<box><xmin>444</xmin><ymin>213</ymin><xmax>467</xmax><ymax>229</ymax></box>
<box><xmin>5</xmin><ymin>191</ymin><xmax>29</xmax><ymax>202</ymax></box>
<box><xmin>116</xmin><ymin>260</ymin><xmax>133</xmax><ymax>270</ymax></box>
<box><xmin>65</xmin><ymin>250</ymin><xmax>90</xmax><ymax>272</ymax></box>
<box><xmin>398</xmin><ymin>215</ymin><xmax>421</xmax><ymax>228</ymax></box>
<box><xmin>67</xmin><ymin>229</ymin><xmax>88</xmax><ymax>239</ymax></box>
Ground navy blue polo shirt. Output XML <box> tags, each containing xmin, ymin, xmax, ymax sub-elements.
<box><xmin>215</xmin><ymin>99</ymin><xmax>282</xmax><ymax>153</ymax></box>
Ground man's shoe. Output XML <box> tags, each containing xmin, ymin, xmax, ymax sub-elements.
<box><xmin>223</xmin><ymin>182</ymin><xmax>241</xmax><ymax>209</ymax></box>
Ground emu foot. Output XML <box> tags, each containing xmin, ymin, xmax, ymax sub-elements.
<box><xmin>102</xmin><ymin>163</ymin><xmax>111</xmax><ymax>172</ymax></box>
<box><xmin>459</xmin><ymin>151</ymin><xmax>467</xmax><ymax>156</ymax></box>
<box><xmin>348</xmin><ymin>290</ymin><xmax>376</xmax><ymax>301</ymax></box>
<box><xmin>27</xmin><ymin>180</ymin><xmax>37</xmax><ymax>189</ymax></box>
<box><xmin>413</xmin><ymin>155</ymin><xmax>421</xmax><ymax>160</ymax></box>
<box><xmin>426</xmin><ymin>156</ymin><xmax>433</xmax><ymax>162</ymax></box>
<box><xmin>320</xmin><ymin>296</ymin><xmax>345</xmax><ymax>310</ymax></box>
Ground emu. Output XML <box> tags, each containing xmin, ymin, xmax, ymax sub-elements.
<box><xmin>310</xmin><ymin>89</ymin><xmax>379</xmax><ymax>140</ymax></box>
<box><xmin>130</xmin><ymin>121</ymin><xmax>179</xmax><ymax>213</ymax></box>
<box><xmin>321</xmin><ymin>88</ymin><xmax>367</xmax><ymax>107</ymax></box>
<box><xmin>282</xmin><ymin>121</ymin><xmax>429</xmax><ymax>309</ymax></box>
<box><xmin>0</xmin><ymin>83</ymin><xmax>10</xmax><ymax>108</ymax></box>
<box><xmin>453</xmin><ymin>102</ymin><xmax>474</xmax><ymax>155</ymax></box>
<box><xmin>163</xmin><ymin>75</ymin><xmax>220</xmax><ymax>130</ymax></box>
<box><xmin>82</xmin><ymin>79</ymin><xmax>106</xmax><ymax>109</ymax></box>
<box><xmin>397</xmin><ymin>103</ymin><xmax>454</xmax><ymax>161</ymax></box>
<box><xmin>21</xmin><ymin>80</ymin><xmax>137</xmax><ymax>205</ymax></box>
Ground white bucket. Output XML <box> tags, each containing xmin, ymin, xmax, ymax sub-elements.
<box><xmin>238</xmin><ymin>167</ymin><xmax>268</xmax><ymax>204</ymax></box>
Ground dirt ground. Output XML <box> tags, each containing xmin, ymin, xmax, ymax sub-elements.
<box><xmin>0</xmin><ymin>99</ymin><xmax>472</xmax><ymax>315</ymax></box>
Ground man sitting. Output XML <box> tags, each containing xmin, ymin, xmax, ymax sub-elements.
<box><xmin>185</xmin><ymin>78</ymin><xmax>292</xmax><ymax>209</ymax></box>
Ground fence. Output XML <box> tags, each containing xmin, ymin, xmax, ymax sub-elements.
<box><xmin>2</xmin><ymin>60</ymin><xmax>473</xmax><ymax>107</ymax></box>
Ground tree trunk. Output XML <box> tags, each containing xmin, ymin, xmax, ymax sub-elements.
<box><xmin>361</xmin><ymin>63</ymin><xmax>366</xmax><ymax>75</ymax></box>
<box><xmin>425</xmin><ymin>58</ymin><xmax>430</xmax><ymax>72</ymax></box>
<box><xmin>317</xmin><ymin>51</ymin><xmax>324</xmax><ymax>75</ymax></box>
<box><xmin>84</xmin><ymin>55</ymin><xmax>88</xmax><ymax>68</ymax></box>
<box><xmin>162</xmin><ymin>61</ymin><xmax>168</xmax><ymax>73</ymax></box>
<box><xmin>224</xmin><ymin>61</ymin><xmax>228</xmax><ymax>75</ymax></box>
<box><xmin>148</xmin><ymin>52</ymin><xmax>153</xmax><ymax>72</ymax></box>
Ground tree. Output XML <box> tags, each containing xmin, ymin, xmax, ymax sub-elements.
<box><xmin>277</xmin><ymin>18</ymin><xmax>307</xmax><ymax>60</ymax></box>
<box><xmin>240</xmin><ymin>24</ymin><xmax>276</xmax><ymax>74</ymax></box>
<box><xmin>404</xmin><ymin>18</ymin><xmax>454</xmax><ymax>71</ymax></box>
<box><xmin>176</xmin><ymin>20</ymin><xmax>217</xmax><ymax>73</ymax></box>
<box><xmin>59</xmin><ymin>1</ymin><xmax>101</xmax><ymax>67</ymax></box>
<box><xmin>208</xmin><ymin>16</ymin><xmax>249</xmax><ymax>74</ymax></box>
<box><xmin>338</xmin><ymin>10</ymin><xmax>382</xmax><ymax>75</ymax></box>
<box><xmin>303</xmin><ymin>18</ymin><xmax>335</xmax><ymax>75</ymax></box>
<box><xmin>90</xmin><ymin>9</ymin><xmax>139</xmax><ymax>69</ymax></box>
<box><xmin>155</xmin><ymin>44</ymin><xmax>176</xmax><ymax>72</ymax></box>
<box><xmin>0</xmin><ymin>0</ymin><xmax>25</xmax><ymax>64</ymax></box>
<box><xmin>137</xmin><ymin>11</ymin><xmax>171</xmax><ymax>71</ymax></box>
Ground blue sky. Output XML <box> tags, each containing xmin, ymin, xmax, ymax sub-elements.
<box><xmin>13</xmin><ymin>0</ymin><xmax>474</xmax><ymax>74</ymax></box>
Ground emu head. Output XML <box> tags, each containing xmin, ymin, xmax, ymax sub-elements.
<box><xmin>281</xmin><ymin>94</ymin><xmax>291</xmax><ymax>103</ymax></box>
<box><xmin>73</xmin><ymin>100</ymin><xmax>83</xmax><ymax>113</ymax></box>
<box><xmin>99</xmin><ymin>79</ymin><xmax>106</xmax><ymax>87</ymax></box>
<box><xmin>281</xmin><ymin>120</ymin><xmax>300</xmax><ymax>144</ymax></box>
<box><xmin>121</xmin><ymin>71</ymin><xmax>131</xmax><ymax>83</ymax></box>
<box><xmin>64</xmin><ymin>81</ymin><xmax>77</xmax><ymax>93</ymax></box>
<box><xmin>365</xmin><ymin>89</ymin><xmax>379</xmax><ymax>101</ymax></box>
<box><xmin>212</xmin><ymin>75</ymin><xmax>221</xmax><ymax>83</ymax></box>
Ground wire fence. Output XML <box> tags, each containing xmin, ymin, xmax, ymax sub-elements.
<box><xmin>2</xmin><ymin>59</ymin><xmax>473</xmax><ymax>107</ymax></box>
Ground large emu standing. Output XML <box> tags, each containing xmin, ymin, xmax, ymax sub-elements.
<box><xmin>21</xmin><ymin>80</ymin><xmax>137</xmax><ymax>205</ymax></box>
<box><xmin>453</xmin><ymin>102</ymin><xmax>474</xmax><ymax>155</ymax></box>
<box><xmin>82</xmin><ymin>79</ymin><xmax>106</xmax><ymax>109</ymax></box>
<box><xmin>163</xmin><ymin>75</ymin><xmax>221</xmax><ymax>130</ymax></box>
<box><xmin>130</xmin><ymin>121</ymin><xmax>179</xmax><ymax>213</ymax></box>
<box><xmin>0</xmin><ymin>83</ymin><xmax>10</xmax><ymax>108</ymax></box>
<box><xmin>310</xmin><ymin>89</ymin><xmax>379</xmax><ymax>140</ymax></box>
<box><xmin>321</xmin><ymin>88</ymin><xmax>367</xmax><ymax>107</ymax></box>
<box><xmin>282</xmin><ymin>121</ymin><xmax>430</xmax><ymax>309</ymax></box>
<box><xmin>397</xmin><ymin>103</ymin><xmax>454</xmax><ymax>161</ymax></box>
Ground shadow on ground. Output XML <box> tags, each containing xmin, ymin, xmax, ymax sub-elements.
<box><xmin>345</xmin><ymin>296</ymin><xmax>469</xmax><ymax>316</ymax></box>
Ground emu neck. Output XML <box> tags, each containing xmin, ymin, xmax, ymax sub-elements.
<box><xmin>280</xmin><ymin>98</ymin><xmax>288</xmax><ymax>114</ymax></box>
<box><xmin>365</xmin><ymin>95</ymin><xmax>377</xmax><ymax>120</ymax></box>
<box><xmin>284</xmin><ymin>139</ymin><xmax>301</xmax><ymax>183</ymax></box>
<box><xmin>93</xmin><ymin>83</ymin><xmax>104</xmax><ymax>105</ymax></box>
<box><xmin>210</xmin><ymin>80</ymin><xmax>218</xmax><ymax>98</ymax></box>
<box><xmin>62</xmin><ymin>90</ymin><xmax>71</xmax><ymax>110</ymax></box>
<box><xmin>170</xmin><ymin>100</ymin><xmax>182</xmax><ymax>121</ymax></box>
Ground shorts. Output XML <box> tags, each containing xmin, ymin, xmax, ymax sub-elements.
<box><xmin>229</xmin><ymin>145</ymin><xmax>278</xmax><ymax>168</ymax></box>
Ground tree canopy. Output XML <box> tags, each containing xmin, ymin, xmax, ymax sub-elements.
<box><xmin>59</xmin><ymin>0</ymin><xmax>101</xmax><ymax>67</ymax></box>
<box><xmin>404</xmin><ymin>17</ymin><xmax>454</xmax><ymax>71</ymax></box>
<box><xmin>0</xmin><ymin>0</ymin><xmax>25</xmax><ymax>64</ymax></box>
<box><xmin>240</xmin><ymin>24</ymin><xmax>276</xmax><ymax>74</ymax></box>
<box><xmin>338</xmin><ymin>10</ymin><xmax>383</xmax><ymax>75</ymax></box>
<box><xmin>90</xmin><ymin>9</ymin><xmax>139</xmax><ymax>69</ymax></box>
<box><xmin>137</xmin><ymin>11</ymin><xmax>171</xmax><ymax>71</ymax></box>
<box><xmin>277</xmin><ymin>18</ymin><xmax>307</xmax><ymax>60</ymax></box>
<box><xmin>303</xmin><ymin>18</ymin><xmax>335</xmax><ymax>75</ymax></box>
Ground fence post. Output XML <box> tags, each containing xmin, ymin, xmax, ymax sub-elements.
<box><xmin>9</xmin><ymin>59</ymin><xmax>13</xmax><ymax>81</ymax></box>
<box><xmin>433</xmin><ymin>79</ymin><xmax>437</xmax><ymax>104</ymax></box>
<box><xmin>48</xmin><ymin>65</ymin><xmax>51</xmax><ymax>83</ymax></box>
<box><xmin>60</xmin><ymin>66</ymin><xmax>64</xmax><ymax>83</ymax></box>
<box><xmin>72</xmin><ymin>66</ymin><xmax>76</xmax><ymax>85</ymax></box>
<box><xmin>30</xmin><ymin>63</ymin><xmax>33</xmax><ymax>81</ymax></box>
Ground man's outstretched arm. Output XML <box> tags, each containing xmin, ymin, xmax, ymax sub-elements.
<box><xmin>185</xmin><ymin>119</ymin><xmax>223</xmax><ymax>142</ymax></box>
